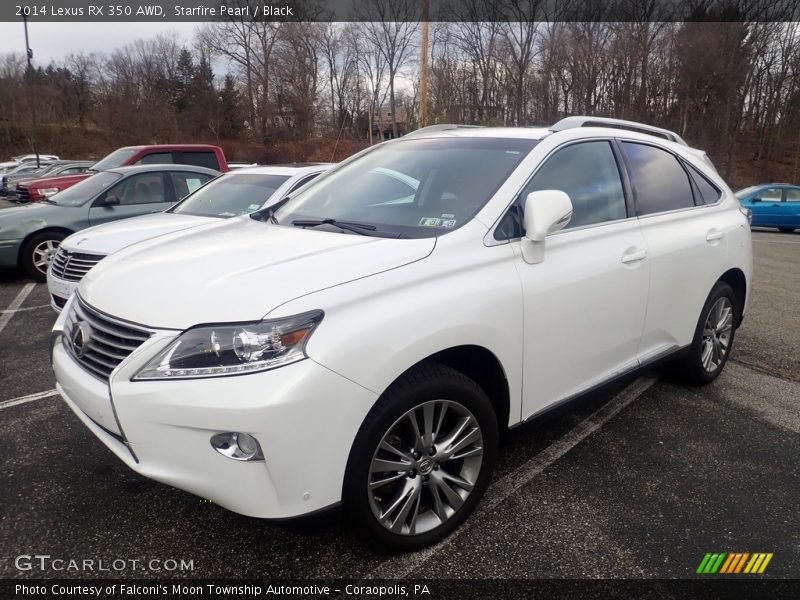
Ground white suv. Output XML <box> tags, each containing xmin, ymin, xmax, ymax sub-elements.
<box><xmin>52</xmin><ymin>118</ymin><xmax>752</xmax><ymax>551</ymax></box>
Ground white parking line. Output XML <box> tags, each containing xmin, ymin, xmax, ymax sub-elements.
<box><xmin>0</xmin><ymin>388</ymin><xmax>59</xmax><ymax>410</ymax></box>
<box><xmin>0</xmin><ymin>282</ymin><xmax>36</xmax><ymax>336</ymax></box>
<box><xmin>0</xmin><ymin>303</ymin><xmax>50</xmax><ymax>314</ymax></box>
<box><xmin>366</xmin><ymin>375</ymin><xmax>658</xmax><ymax>579</ymax></box>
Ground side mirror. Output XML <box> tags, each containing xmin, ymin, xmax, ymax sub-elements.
<box><xmin>521</xmin><ymin>190</ymin><xmax>573</xmax><ymax>264</ymax></box>
<box><xmin>751</xmin><ymin>197</ymin><xmax>761</xmax><ymax>203</ymax></box>
<box><xmin>103</xmin><ymin>195</ymin><xmax>121</xmax><ymax>206</ymax></box>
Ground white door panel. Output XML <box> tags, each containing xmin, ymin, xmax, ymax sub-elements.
<box><xmin>636</xmin><ymin>207</ymin><xmax>731</xmax><ymax>356</ymax></box>
<box><xmin>515</xmin><ymin>219</ymin><xmax>649</xmax><ymax>419</ymax></box>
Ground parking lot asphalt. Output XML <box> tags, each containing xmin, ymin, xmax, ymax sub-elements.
<box><xmin>0</xmin><ymin>230</ymin><xmax>797</xmax><ymax>580</ymax></box>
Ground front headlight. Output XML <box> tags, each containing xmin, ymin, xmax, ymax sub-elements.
<box><xmin>39</xmin><ymin>188</ymin><xmax>60</xmax><ymax>197</ymax></box>
<box><xmin>133</xmin><ymin>310</ymin><xmax>323</xmax><ymax>380</ymax></box>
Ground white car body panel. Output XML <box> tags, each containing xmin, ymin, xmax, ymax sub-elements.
<box><xmin>53</xmin><ymin>124</ymin><xmax>753</xmax><ymax>521</ymax></box>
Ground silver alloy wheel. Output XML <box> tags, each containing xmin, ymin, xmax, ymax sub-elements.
<box><xmin>32</xmin><ymin>239</ymin><xmax>60</xmax><ymax>274</ymax></box>
<box><xmin>701</xmin><ymin>297</ymin><xmax>733</xmax><ymax>372</ymax></box>
<box><xmin>367</xmin><ymin>399</ymin><xmax>484</xmax><ymax>535</ymax></box>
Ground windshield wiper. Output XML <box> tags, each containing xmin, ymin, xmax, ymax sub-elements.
<box><xmin>291</xmin><ymin>219</ymin><xmax>377</xmax><ymax>236</ymax></box>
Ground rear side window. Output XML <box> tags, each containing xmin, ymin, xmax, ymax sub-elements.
<box><xmin>786</xmin><ymin>189</ymin><xmax>800</xmax><ymax>202</ymax></box>
<box><xmin>622</xmin><ymin>142</ymin><xmax>694</xmax><ymax>215</ymax></box>
<box><xmin>136</xmin><ymin>152</ymin><xmax>173</xmax><ymax>165</ymax></box>
<box><xmin>180</xmin><ymin>151</ymin><xmax>220</xmax><ymax>170</ymax></box>
<box><xmin>685</xmin><ymin>163</ymin><xmax>721</xmax><ymax>205</ymax></box>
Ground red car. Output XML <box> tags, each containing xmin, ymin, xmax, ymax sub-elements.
<box><xmin>16</xmin><ymin>144</ymin><xmax>228</xmax><ymax>202</ymax></box>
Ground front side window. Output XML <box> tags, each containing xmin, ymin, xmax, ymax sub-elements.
<box><xmin>171</xmin><ymin>173</ymin><xmax>289</xmax><ymax>217</ymax></box>
<box><xmin>622</xmin><ymin>142</ymin><xmax>694</xmax><ymax>215</ymax></box>
<box><xmin>136</xmin><ymin>152</ymin><xmax>173</xmax><ymax>166</ymax></box>
<box><xmin>107</xmin><ymin>173</ymin><xmax>166</xmax><ymax>205</ymax></box>
<box><xmin>755</xmin><ymin>187</ymin><xmax>783</xmax><ymax>202</ymax></box>
<box><xmin>273</xmin><ymin>137</ymin><xmax>537</xmax><ymax>238</ymax></box>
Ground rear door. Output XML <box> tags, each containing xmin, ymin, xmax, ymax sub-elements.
<box><xmin>621</xmin><ymin>140</ymin><xmax>733</xmax><ymax>359</ymax></box>
<box><xmin>782</xmin><ymin>188</ymin><xmax>800</xmax><ymax>228</ymax></box>
<box><xmin>88</xmin><ymin>172</ymin><xmax>171</xmax><ymax>226</ymax></box>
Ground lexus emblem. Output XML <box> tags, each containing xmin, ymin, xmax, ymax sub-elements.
<box><xmin>69</xmin><ymin>321</ymin><xmax>93</xmax><ymax>358</ymax></box>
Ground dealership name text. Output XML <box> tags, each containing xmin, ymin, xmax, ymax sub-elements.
<box><xmin>16</xmin><ymin>584</ymin><xmax>428</xmax><ymax>596</ymax></box>
<box><xmin>15</xmin><ymin>4</ymin><xmax>295</xmax><ymax>17</ymax></box>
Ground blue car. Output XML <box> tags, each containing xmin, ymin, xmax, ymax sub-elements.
<box><xmin>736</xmin><ymin>184</ymin><xmax>800</xmax><ymax>232</ymax></box>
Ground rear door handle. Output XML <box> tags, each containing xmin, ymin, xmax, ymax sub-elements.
<box><xmin>621</xmin><ymin>248</ymin><xmax>648</xmax><ymax>264</ymax></box>
<box><xmin>706</xmin><ymin>229</ymin><xmax>725</xmax><ymax>242</ymax></box>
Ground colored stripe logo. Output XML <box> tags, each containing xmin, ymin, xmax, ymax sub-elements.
<box><xmin>697</xmin><ymin>552</ymin><xmax>773</xmax><ymax>574</ymax></box>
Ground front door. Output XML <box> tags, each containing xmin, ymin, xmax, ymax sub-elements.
<box><xmin>509</xmin><ymin>140</ymin><xmax>650</xmax><ymax>419</ymax></box>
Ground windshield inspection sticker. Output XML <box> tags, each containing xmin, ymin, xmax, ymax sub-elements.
<box><xmin>419</xmin><ymin>217</ymin><xmax>442</xmax><ymax>227</ymax></box>
<box><xmin>441</xmin><ymin>219</ymin><xmax>457</xmax><ymax>228</ymax></box>
<box><xmin>247</xmin><ymin>204</ymin><xmax>262</xmax><ymax>211</ymax></box>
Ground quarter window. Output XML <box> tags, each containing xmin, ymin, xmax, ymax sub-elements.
<box><xmin>622</xmin><ymin>142</ymin><xmax>694</xmax><ymax>215</ymax></box>
<box><xmin>685</xmin><ymin>163</ymin><xmax>721</xmax><ymax>205</ymax></box>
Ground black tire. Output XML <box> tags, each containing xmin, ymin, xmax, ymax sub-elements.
<box><xmin>670</xmin><ymin>281</ymin><xmax>738</xmax><ymax>386</ymax></box>
<box><xmin>343</xmin><ymin>362</ymin><xmax>498</xmax><ymax>552</ymax></box>
<box><xmin>20</xmin><ymin>231</ymin><xmax>66</xmax><ymax>282</ymax></box>
<box><xmin>778</xmin><ymin>227</ymin><xmax>795</xmax><ymax>233</ymax></box>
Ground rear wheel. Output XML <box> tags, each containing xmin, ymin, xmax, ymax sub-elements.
<box><xmin>21</xmin><ymin>231</ymin><xmax>66</xmax><ymax>282</ymax></box>
<box><xmin>778</xmin><ymin>227</ymin><xmax>795</xmax><ymax>233</ymax></box>
<box><xmin>670</xmin><ymin>281</ymin><xmax>737</xmax><ymax>385</ymax></box>
<box><xmin>344</xmin><ymin>363</ymin><xmax>498</xmax><ymax>552</ymax></box>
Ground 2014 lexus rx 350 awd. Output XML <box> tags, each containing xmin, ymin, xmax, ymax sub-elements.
<box><xmin>52</xmin><ymin>117</ymin><xmax>752</xmax><ymax>551</ymax></box>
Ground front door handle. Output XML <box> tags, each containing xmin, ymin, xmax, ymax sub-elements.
<box><xmin>706</xmin><ymin>229</ymin><xmax>725</xmax><ymax>242</ymax></box>
<box><xmin>621</xmin><ymin>247</ymin><xmax>648</xmax><ymax>264</ymax></box>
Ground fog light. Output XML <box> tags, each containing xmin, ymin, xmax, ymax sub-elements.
<box><xmin>210</xmin><ymin>432</ymin><xmax>264</xmax><ymax>461</ymax></box>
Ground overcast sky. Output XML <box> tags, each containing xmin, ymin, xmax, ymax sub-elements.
<box><xmin>0</xmin><ymin>22</ymin><xmax>201</xmax><ymax>64</ymax></box>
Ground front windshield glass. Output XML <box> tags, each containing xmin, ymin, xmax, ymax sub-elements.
<box><xmin>274</xmin><ymin>137</ymin><xmax>536</xmax><ymax>238</ymax></box>
<box><xmin>51</xmin><ymin>171</ymin><xmax>122</xmax><ymax>206</ymax></box>
<box><xmin>91</xmin><ymin>148</ymin><xmax>137</xmax><ymax>171</ymax></box>
<box><xmin>735</xmin><ymin>186</ymin><xmax>759</xmax><ymax>199</ymax></box>
<box><xmin>171</xmin><ymin>173</ymin><xmax>290</xmax><ymax>217</ymax></box>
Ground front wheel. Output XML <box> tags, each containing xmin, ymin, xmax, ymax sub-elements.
<box><xmin>344</xmin><ymin>363</ymin><xmax>498</xmax><ymax>552</ymax></box>
<box><xmin>21</xmin><ymin>231</ymin><xmax>66</xmax><ymax>282</ymax></box>
<box><xmin>670</xmin><ymin>281</ymin><xmax>738</xmax><ymax>385</ymax></box>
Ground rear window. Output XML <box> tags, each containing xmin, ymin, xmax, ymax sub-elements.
<box><xmin>622</xmin><ymin>142</ymin><xmax>695</xmax><ymax>216</ymax></box>
<box><xmin>136</xmin><ymin>152</ymin><xmax>173</xmax><ymax>165</ymax></box>
<box><xmin>180</xmin><ymin>151</ymin><xmax>220</xmax><ymax>170</ymax></box>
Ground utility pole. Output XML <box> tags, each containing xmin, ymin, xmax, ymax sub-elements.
<box><xmin>22</xmin><ymin>14</ymin><xmax>40</xmax><ymax>168</ymax></box>
<box><xmin>418</xmin><ymin>0</ymin><xmax>429</xmax><ymax>128</ymax></box>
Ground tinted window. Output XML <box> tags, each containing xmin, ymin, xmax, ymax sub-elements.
<box><xmin>172</xmin><ymin>173</ymin><xmax>290</xmax><ymax>217</ymax></box>
<box><xmin>136</xmin><ymin>152</ymin><xmax>173</xmax><ymax>165</ymax></box>
<box><xmin>520</xmin><ymin>141</ymin><xmax>626</xmax><ymax>230</ymax></box>
<box><xmin>52</xmin><ymin>171</ymin><xmax>122</xmax><ymax>206</ymax></box>
<box><xmin>275</xmin><ymin>138</ymin><xmax>536</xmax><ymax>238</ymax></box>
<box><xmin>181</xmin><ymin>151</ymin><xmax>220</xmax><ymax>170</ymax></box>
<box><xmin>785</xmin><ymin>189</ymin><xmax>800</xmax><ymax>202</ymax></box>
<box><xmin>108</xmin><ymin>173</ymin><xmax>166</xmax><ymax>205</ymax></box>
<box><xmin>622</xmin><ymin>142</ymin><xmax>694</xmax><ymax>215</ymax></box>
<box><xmin>686</xmin><ymin>163</ymin><xmax>721</xmax><ymax>205</ymax></box>
<box><xmin>287</xmin><ymin>172</ymin><xmax>322</xmax><ymax>194</ymax></box>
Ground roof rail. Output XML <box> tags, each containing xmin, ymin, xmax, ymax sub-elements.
<box><xmin>550</xmin><ymin>116</ymin><xmax>687</xmax><ymax>146</ymax></box>
<box><xmin>404</xmin><ymin>124</ymin><xmax>484</xmax><ymax>138</ymax></box>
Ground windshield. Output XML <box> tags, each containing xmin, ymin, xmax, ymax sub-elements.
<box><xmin>274</xmin><ymin>137</ymin><xmax>536</xmax><ymax>238</ymax></box>
<box><xmin>171</xmin><ymin>173</ymin><xmax>290</xmax><ymax>217</ymax></box>
<box><xmin>51</xmin><ymin>171</ymin><xmax>122</xmax><ymax>206</ymax></box>
<box><xmin>734</xmin><ymin>186</ymin><xmax>760</xmax><ymax>199</ymax></box>
<box><xmin>91</xmin><ymin>148</ymin><xmax>138</xmax><ymax>171</ymax></box>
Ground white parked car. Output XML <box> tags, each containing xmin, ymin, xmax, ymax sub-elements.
<box><xmin>52</xmin><ymin>118</ymin><xmax>752</xmax><ymax>551</ymax></box>
<box><xmin>0</xmin><ymin>154</ymin><xmax>60</xmax><ymax>173</ymax></box>
<box><xmin>47</xmin><ymin>164</ymin><xmax>331</xmax><ymax>311</ymax></box>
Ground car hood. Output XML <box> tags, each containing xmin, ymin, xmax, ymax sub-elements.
<box><xmin>80</xmin><ymin>218</ymin><xmax>436</xmax><ymax>329</ymax></box>
<box><xmin>22</xmin><ymin>173</ymin><xmax>90</xmax><ymax>189</ymax></box>
<box><xmin>61</xmin><ymin>212</ymin><xmax>214</xmax><ymax>255</ymax></box>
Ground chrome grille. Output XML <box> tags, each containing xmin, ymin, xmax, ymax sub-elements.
<box><xmin>15</xmin><ymin>184</ymin><xmax>30</xmax><ymax>202</ymax></box>
<box><xmin>64</xmin><ymin>297</ymin><xmax>152</xmax><ymax>380</ymax></box>
<box><xmin>51</xmin><ymin>247</ymin><xmax>106</xmax><ymax>282</ymax></box>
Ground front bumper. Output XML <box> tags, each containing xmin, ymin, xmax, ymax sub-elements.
<box><xmin>52</xmin><ymin>308</ymin><xmax>378</xmax><ymax>519</ymax></box>
<box><xmin>46</xmin><ymin>269</ymin><xmax>77</xmax><ymax>312</ymax></box>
